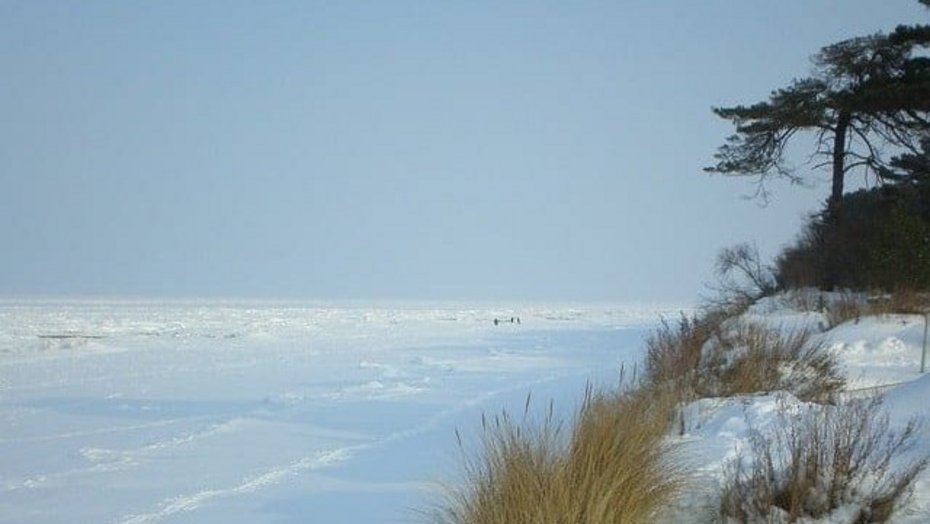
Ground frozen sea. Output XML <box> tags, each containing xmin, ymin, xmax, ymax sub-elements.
<box><xmin>0</xmin><ymin>299</ymin><xmax>676</xmax><ymax>524</ymax></box>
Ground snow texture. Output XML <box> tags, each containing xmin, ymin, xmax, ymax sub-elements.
<box><xmin>0</xmin><ymin>299</ymin><xmax>673</xmax><ymax>523</ymax></box>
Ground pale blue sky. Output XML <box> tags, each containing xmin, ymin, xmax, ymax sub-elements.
<box><xmin>1</xmin><ymin>1</ymin><xmax>926</xmax><ymax>301</ymax></box>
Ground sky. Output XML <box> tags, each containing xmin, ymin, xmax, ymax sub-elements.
<box><xmin>1</xmin><ymin>1</ymin><xmax>927</xmax><ymax>303</ymax></box>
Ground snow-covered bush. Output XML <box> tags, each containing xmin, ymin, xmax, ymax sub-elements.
<box><xmin>699</xmin><ymin>323</ymin><xmax>845</xmax><ymax>404</ymax></box>
<box><xmin>719</xmin><ymin>397</ymin><xmax>928</xmax><ymax>523</ymax></box>
<box><xmin>706</xmin><ymin>243</ymin><xmax>778</xmax><ymax>313</ymax></box>
<box><xmin>645</xmin><ymin>312</ymin><xmax>844</xmax><ymax>404</ymax></box>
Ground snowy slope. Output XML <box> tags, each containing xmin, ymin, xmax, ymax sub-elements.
<box><xmin>671</xmin><ymin>295</ymin><xmax>930</xmax><ymax>523</ymax></box>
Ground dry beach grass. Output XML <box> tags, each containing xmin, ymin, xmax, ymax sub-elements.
<box><xmin>434</xmin><ymin>385</ymin><xmax>683</xmax><ymax>524</ymax></box>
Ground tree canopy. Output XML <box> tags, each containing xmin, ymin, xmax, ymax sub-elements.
<box><xmin>706</xmin><ymin>17</ymin><xmax>930</xmax><ymax>210</ymax></box>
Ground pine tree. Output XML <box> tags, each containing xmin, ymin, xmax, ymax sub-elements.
<box><xmin>706</xmin><ymin>4</ymin><xmax>929</xmax><ymax>287</ymax></box>
<box><xmin>706</xmin><ymin>25</ymin><xmax>929</xmax><ymax>210</ymax></box>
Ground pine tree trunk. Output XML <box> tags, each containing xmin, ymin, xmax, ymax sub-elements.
<box><xmin>830</xmin><ymin>112</ymin><xmax>850</xmax><ymax>215</ymax></box>
<box><xmin>824</xmin><ymin>111</ymin><xmax>851</xmax><ymax>291</ymax></box>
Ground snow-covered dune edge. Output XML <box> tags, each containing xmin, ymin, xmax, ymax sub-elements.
<box><xmin>670</xmin><ymin>293</ymin><xmax>930</xmax><ymax>523</ymax></box>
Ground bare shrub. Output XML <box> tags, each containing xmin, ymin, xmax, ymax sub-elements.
<box><xmin>698</xmin><ymin>324</ymin><xmax>845</xmax><ymax>404</ymax></box>
<box><xmin>720</xmin><ymin>398</ymin><xmax>928</xmax><ymax>523</ymax></box>
<box><xmin>433</xmin><ymin>386</ymin><xmax>683</xmax><ymax>524</ymax></box>
<box><xmin>706</xmin><ymin>243</ymin><xmax>777</xmax><ymax>313</ymax></box>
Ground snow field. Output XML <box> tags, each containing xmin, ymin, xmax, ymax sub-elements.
<box><xmin>0</xmin><ymin>300</ymin><xmax>673</xmax><ymax>523</ymax></box>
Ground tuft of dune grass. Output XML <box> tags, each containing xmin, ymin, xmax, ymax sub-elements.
<box><xmin>432</xmin><ymin>385</ymin><xmax>684</xmax><ymax>524</ymax></box>
<box><xmin>559</xmin><ymin>385</ymin><xmax>683</xmax><ymax>523</ymax></box>
<box><xmin>644</xmin><ymin>313</ymin><xmax>718</xmax><ymax>399</ymax></box>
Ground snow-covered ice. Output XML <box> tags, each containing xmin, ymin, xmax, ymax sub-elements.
<box><xmin>0</xmin><ymin>299</ymin><xmax>675</xmax><ymax>523</ymax></box>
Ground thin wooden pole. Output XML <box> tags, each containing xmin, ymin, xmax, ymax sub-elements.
<box><xmin>922</xmin><ymin>313</ymin><xmax>929</xmax><ymax>374</ymax></box>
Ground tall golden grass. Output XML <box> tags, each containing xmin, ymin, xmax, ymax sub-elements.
<box><xmin>432</xmin><ymin>385</ymin><xmax>683</xmax><ymax>524</ymax></box>
<box><xmin>643</xmin><ymin>314</ymin><xmax>716</xmax><ymax>397</ymax></box>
